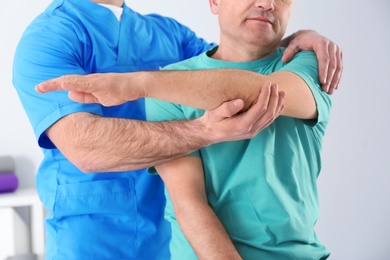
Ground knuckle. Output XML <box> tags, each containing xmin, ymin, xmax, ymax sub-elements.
<box><xmin>240</xmin><ymin>124</ymin><xmax>253</xmax><ymax>136</ymax></box>
<box><xmin>320</xmin><ymin>55</ymin><xmax>330</xmax><ymax>63</ymax></box>
<box><xmin>319</xmin><ymin>37</ymin><xmax>328</xmax><ymax>45</ymax></box>
<box><xmin>64</xmin><ymin>75</ymin><xmax>76</xmax><ymax>82</ymax></box>
<box><xmin>328</xmin><ymin>63</ymin><xmax>337</xmax><ymax>71</ymax></box>
<box><xmin>259</xmin><ymin>104</ymin><xmax>268</xmax><ymax>114</ymax></box>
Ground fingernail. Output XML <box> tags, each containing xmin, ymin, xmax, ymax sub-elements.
<box><xmin>233</xmin><ymin>99</ymin><xmax>243</xmax><ymax>107</ymax></box>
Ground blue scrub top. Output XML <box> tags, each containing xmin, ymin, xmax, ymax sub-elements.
<box><xmin>12</xmin><ymin>0</ymin><xmax>214</xmax><ymax>259</ymax></box>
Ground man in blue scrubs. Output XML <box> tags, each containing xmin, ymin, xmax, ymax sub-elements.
<box><xmin>13</xmin><ymin>0</ymin><xmax>342</xmax><ymax>259</ymax></box>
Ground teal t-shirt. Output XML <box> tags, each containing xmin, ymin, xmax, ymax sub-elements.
<box><xmin>146</xmin><ymin>46</ymin><xmax>332</xmax><ymax>259</ymax></box>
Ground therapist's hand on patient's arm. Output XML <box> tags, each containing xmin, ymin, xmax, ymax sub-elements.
<box><xmin>280</xmin><ymin>29</ymin><xmax>343</xmax><ymax>94</ymax></box>
<box><xmin>199</xmin><ymin>82</ymin><xmax>284</xmax><ymax>143</ymax></box>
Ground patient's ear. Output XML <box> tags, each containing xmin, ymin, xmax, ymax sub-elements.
<box><xmin>209</xmin><ymin>0</ymin><xmax>219</xmax><ymax>15</ymax></box>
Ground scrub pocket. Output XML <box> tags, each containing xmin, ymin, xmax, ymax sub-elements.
<box><xmin>53</xmin><ymin>178</ymin><xmax>137</xmax><ymax>259</ymax></box>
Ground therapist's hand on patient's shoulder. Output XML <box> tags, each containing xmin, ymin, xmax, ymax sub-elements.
<box><xmin>35</xmin><ymin>73</ymin><xmax>144</xmax><ymax>106</ymax></box>
<box><xmin>200</xmin><ymin>81</ymin><xmax>285</xmax><ymax>143</ymax></box>
<box><xmin>281</xmin><ymin>30</ymin><xmax>343</xmax><ymax>95</ymax></box>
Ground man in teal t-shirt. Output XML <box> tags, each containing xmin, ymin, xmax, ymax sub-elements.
<box><xmin>146</xmin><ymin>0</ymin><xmax>332</xmax><ymax>259</ymax></box>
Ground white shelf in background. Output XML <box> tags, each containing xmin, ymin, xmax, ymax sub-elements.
<box><xmin>0</xmin><ymin>188</ymin><xmax>45</xmax><ymax>259</ymax></box>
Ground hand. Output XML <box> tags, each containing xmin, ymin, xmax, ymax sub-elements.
<box><xmin>281</xmin><ymin>30</ymin><xmax>343</xmax><ymax>94</ymax></box>
<box><xmin>200</xmin><ymin>82</ymin><xmax>285</xmax><ymax>143</ymax></box>
<box><xmin>35</xmin><ymin>73</ymin><xmax>144</xmax><ymax>106</ymax></box>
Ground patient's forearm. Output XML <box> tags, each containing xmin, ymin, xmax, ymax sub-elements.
<box><xmin>36</xmin><ymin>68</ymin><xmax>314</xmax><ymax>118</ymax></box>
<box><xmin>140</xmin><ymin>69</ymin><xmax>316</xmax><ymax>119</ymax></box>
<box><xmin>175</xmin><ymin>196</ymin><xmax>242</xmax><ymax>260</ymax></box>
<box><xmin>141</xmin><ymin>69</ymin><xmax>264</xmax><ymax>111</ymax></box>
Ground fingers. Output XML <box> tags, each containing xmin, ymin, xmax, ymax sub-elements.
<box><xmin>35</xmin><ymin>75</ymin><xmax>86</xmax><ymax>93</ymax></box>
<box><xmin>281</xmin><ymin>43</ymin><xmax>301</xmax><ymax>63</ymax></box>
<box><xmin>233</xmin><ymin>82</ymin><xmax>283</xmax><ymax>138</ymax></box>
<box><xmin>35</xmin><ymin>78</ymin><xmax>63</xmax><ymax>93</ymax></box>
<box><xmin>201</xmin><ymin>82</ymin><xmax>284</xmax><ymax>143</ymax></box>
<box><xmin>316</xmin><ymin>40</ymin><xmax>344</xmax><ymax>94</ymax></box>
<box><xmin>335</xmin><ymin>47</ymin><xmax>343</xmax><ymax>88</ymax></box>
<box><xmin>238</xmin><ymin>82</ymin><xmax>272</xmax><ymax>127</ymax></box>
<box><xmin>280</xmin><ymin>30</ymin><xmax>344</xmax><ymax>95</ymax></box>
<box><xmin>265</xmin><ymin>88</ymin><xmax>285</xmax><ymax>124</ymax></box>
<box><xmin>313</xmin><ymin>38</ymin><xmax>330</xmax><ymax>90</ymax></box>
<box><xmin>35</xmin><ymin>73</ymin><xmax>129</xmax><ymax>106</ymax></box>
<box><xmin>35</xmin><ymin>74</ymin><xmax>99</xmax><ymax>104</ymax></box>
<box><xmin>68</xmin><ymin>91</ymin><xmax>97</xmax><ymax>104</ymax></box>
<box><xmin>326</xmin><ymin>45</ymin><xmax>343</xmax><ymax>94</ymax></box>
<box><xmin>320</xmin><ymin>41</ymin><xmax>334</xmax><ymax>93</ymax></box>
<box><xmin>249</xmin><ymin>83</ymin><xmax>284</xmax><ymax>134</ymax></box>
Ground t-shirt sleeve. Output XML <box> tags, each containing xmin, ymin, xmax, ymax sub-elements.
<box><xmin>12</xmin><ymin>16</ymin><xmax>103</xmax><ymax>149</ymax></box>
<box><xmin>279</xmin><ymin>51</ymin><xmax>332</xmax><ymax>136</ymax></box>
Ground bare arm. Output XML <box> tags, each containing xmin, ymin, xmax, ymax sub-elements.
<box><xmin>46</xmin><ymin>82</ymin><xmax>284</xmax><ymax>173</ymax></box>
<box><xmin>37</xmin><ymin>68</ymin><xmax>313</xmax><ymax>119</ymax></box>
<box><xmin>141</xmin><ymin>69</ymin><xmax>316</xmax><ymax>119</ymax></box>
<box><xmin>46</xmin><ymin>112</ymin><xmax>209</xmax><ymax>172</ymax></box>
<box><xmin>156</xmin><ymin>156</ymin><xmax>242</xmax><ymax>260</ymax></box>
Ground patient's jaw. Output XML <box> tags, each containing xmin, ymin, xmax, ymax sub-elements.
<box><xmin>209</xmin><ymin>0</ymin><xmax>292</xmax><ymax>62</ymax></box>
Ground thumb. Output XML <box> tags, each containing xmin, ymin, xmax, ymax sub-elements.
<box><xmin>209</xmin><ymin>99</ymin><xmax>244</xmax><ymax>121</ymax></box>
<box><xmin>226</xmin><ymin>99</ymin><xmax>244</xmax><ymax>116</ymax></box>
<box><xmin>282</xmin><ymin>44</ymin><xmax>300</xmax><ymax>63</ymax></box>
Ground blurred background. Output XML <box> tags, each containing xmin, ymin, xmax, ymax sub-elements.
<box><xmin>1</xmin><ymin>0</ymin><xmax>389</xmax><ymax>259</ymax></box>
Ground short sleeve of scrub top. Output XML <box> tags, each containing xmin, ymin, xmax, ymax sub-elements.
<box><xmin>13</xmin><ymin>12</ymin><xmax>103</xmax><ymax>149</ymax></box>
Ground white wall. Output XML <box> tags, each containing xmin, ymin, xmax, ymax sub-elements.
<box><xmin>1</xmin><ymin>0</ymin><xmax>388</xmax><ymax>259</ymax></box>
<box><xmin>1</xmin><ymin>2</ymin><xmax>52</xmax><ymax>189</ymax></box>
